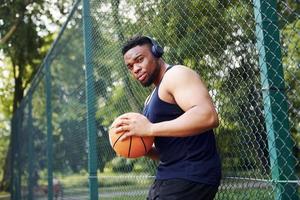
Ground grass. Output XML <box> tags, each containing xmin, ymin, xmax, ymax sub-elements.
<box><xmin>53</xmin><ymin>172</ymin><xmax>153</xmax><ymax>189</ymax></box>
<box><xmin>216</xmin><ymin>188</ymin><xmax>275</xmax><ymax>200</ymax></box>
<box><xmin>61</xmin><ymin>187</ymin><xmax>277</xmax><ymax>200</ymax></box>
<box><xmin>101</xmin><ymin>195</ymin><xmax>146</xmax><ymax>200</ymax></box>
<box><xmin>56</xmin><ymin>172</ymin><xmax>152</xmax><ymax>199</ymax></box>
<box><xmin>33</xmin><ymin>173</ymin><xmax>300</xmax><ymax>199</ymax></box>
<box><xmin>0</xmin><ymin>192</ymin><xmax>9</xmax><ymax>200</ymax></box>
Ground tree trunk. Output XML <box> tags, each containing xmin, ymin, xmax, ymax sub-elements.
<box><xmin>0</xmin><ymin>67</ymin><xmax>24</xmax><ymax>192</ymax></box>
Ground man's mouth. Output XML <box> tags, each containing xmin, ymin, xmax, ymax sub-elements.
<box><xmin>138</xmin><ymin>73</ymin><xmax>147</xmax><ymax>82</ymax></box>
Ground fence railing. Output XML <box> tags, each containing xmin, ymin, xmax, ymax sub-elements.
<box><xmin>11</xmin><ymin>0</ymin><xmax>299</xmax><ymax>199</ymax></box>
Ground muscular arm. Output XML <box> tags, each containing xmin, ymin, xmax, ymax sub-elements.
<box><xmin>112</xmin><ymin>66</ymin><xmax>219</xmax><ymax>139</ymax></box>
<box><xmin>150</xmin><ymin>65</ymin><xmax>219</xmax><ymax>137</ymax></box>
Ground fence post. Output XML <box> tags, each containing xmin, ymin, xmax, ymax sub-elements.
<box><xmin>28</xmin><ymin>94</ymin><xmax>34</xmax><ymax>200</ymax></box>
<box><xmin>10</xmin><ymin>114</ymin><xmax>16</xmax><ymax>200</ymax></box>
<box><xmin>253</xmin><ymin>0</ymin><xmax>299</xmax><ymax>200</ymax></box>
<box><xmin>45</xmin><ymin>59</ymin><xmax>53</xmax><ymax>200</ymax></box>
<box><xmin>10</xmin><ymin>112</ymin><xmax>21</xmax><ymax>200</ymax></box>
<box><xmin>82</xmin><ymin>0</ymin><xmax>99</xmax><ymax>199</ymax></box>
<box><xmin>16</xmin><ymin>110</ymin><xmax>22</xmax><ymax>200</ymax></box>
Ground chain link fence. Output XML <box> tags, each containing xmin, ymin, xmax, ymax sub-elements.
<box><xmin>11</xmin><ymin>0</ymin><xmax>299</xmax><ymax>199</ymax></box>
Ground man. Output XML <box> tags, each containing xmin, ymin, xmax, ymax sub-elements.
<box><xmin>110</xmin><ymin>35</ymin><xmax>221</xmax><ymax>200</ymax></box>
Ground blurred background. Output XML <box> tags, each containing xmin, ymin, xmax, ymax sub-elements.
<box><xmin>0</xmin><ymin>0</ymin><xmax>299</xmax><ymax>199</ymax></box>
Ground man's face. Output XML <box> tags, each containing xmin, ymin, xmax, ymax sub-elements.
<box><xmin>124</xmin><ymin>44</ymin><xmax>160</xmax><ymax>87</ymax></box>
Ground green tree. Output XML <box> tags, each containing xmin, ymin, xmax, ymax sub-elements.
<box><xmin>91</xmin><ymin>0</ymin><xmax>299</xmax><ymax>175</ymax></box>
<box><xmin>0</xmin><ymin>0</ymin><xmax>74</xmax><ymax>191</ymax></box>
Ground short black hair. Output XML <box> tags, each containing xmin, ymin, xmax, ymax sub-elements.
<box><xmin>122</xmin><ymin>35</ymin><xmax>152</xmax><ymax>55</ymax></box>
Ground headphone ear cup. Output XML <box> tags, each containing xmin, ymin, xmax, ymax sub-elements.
<box><xmin>152</xmin><ymin>44</ymin><xmax>164</xmax><ymax>58</ymax></box>
<box><xmin>146</xmin><ymin>36</ymin><xmax>164</xmax><ymax>58</ymax></box>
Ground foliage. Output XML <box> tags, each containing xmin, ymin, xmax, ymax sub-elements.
<box><xmin>0</xmin><ymin>139</ymin><xmax>9</xmax><ymax>182</ymax></box>
<box><xmin>133</xmin><ymin>157</ymin><xmax>157</xmax><ymax>175</ymax></box>
<box><xmin>0</xmin><ymin>0</ymin><xmax>75</xmax><ymax>191</ymax></box>
<box><xmin>4</xmin><ymin>0</ymin><xmax>300</xmax><ymax>197</ymax></box>
<box><xmin>91</xmin><ymin>0</ymin><xmax>299</xmax><ymax>178</ymax></box>
<box><xmin>108</xmin><ymin>157</ymin><xmax>135</xmax><ymax>173</ymax></box>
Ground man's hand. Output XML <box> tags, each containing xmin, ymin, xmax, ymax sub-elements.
<box><xmin>111</xmin><ymin>112</ymin><xmax>153</xmax><ymax>141</ymax></box>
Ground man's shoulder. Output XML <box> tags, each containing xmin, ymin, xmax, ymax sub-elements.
<box><xmin>160</xmin><ymin>65</ymin><xmax>200</xmax><ymax>94</ymax></box>
<box><xmin>164</xmin><ymin>65</ymin><xmax>199</xmax><ymax>82</ymax></box>
<box><xmin>168</xmin><ymin>64</ymin><xmax>190</xmax><ymax>72</ymax></box>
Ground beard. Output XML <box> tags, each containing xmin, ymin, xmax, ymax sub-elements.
<box><xmin>142</xmin><ymin>61</ymin><xmax>160</xmax><ymax>87</ymax></box>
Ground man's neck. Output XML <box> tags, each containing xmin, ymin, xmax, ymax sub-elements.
<box><xmin>153</xmin><ymin>60</ymin><xmax>168</xmax><ymax>87</ymax></box>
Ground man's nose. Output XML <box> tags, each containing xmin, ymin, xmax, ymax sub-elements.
<box><xmin>133</xmin><ymin>64</ymin><xmax>141</xmax><ymax>74</ymax></box>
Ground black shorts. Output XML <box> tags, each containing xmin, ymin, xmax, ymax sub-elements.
<box><xmin>147</xmin><ymin>179</ymin><xmax>219</xmax><ymax>200</ymax></box>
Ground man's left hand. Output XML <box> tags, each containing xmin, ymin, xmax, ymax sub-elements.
<box><xmin>112</xmin><ymin>112</ymin><xmax>153</xmax><ymax>141</ymax></box>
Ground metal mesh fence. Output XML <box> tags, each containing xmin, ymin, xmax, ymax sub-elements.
<box><xmin>11</xmin><ymin>0</ymin><xmax>299</xmax><ymax>199</ymax></box>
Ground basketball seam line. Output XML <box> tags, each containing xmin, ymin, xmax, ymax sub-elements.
<box><xmin>128</xmin><ymin>136</ymin><xmax>132</xmax><ymax>158</ymax></box>
<box><xmin>140</xmin><ymin>137</ymin><xmax>147</xmax><ymax>154</ymax></box>
<box><xmin>113</xmin><ymin>134</ymin><xmax>123</xmax><ymax>148</ymax></box>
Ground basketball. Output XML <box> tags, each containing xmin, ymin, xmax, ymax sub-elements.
<box><xmin>109</xmin><ymin>130</ymin><xmax>154</xmax><ymax>158</ymax></box>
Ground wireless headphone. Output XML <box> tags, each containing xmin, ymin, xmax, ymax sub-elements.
<box><xmin>145</xmin><ymin>36</ymin><xmax>164</xmax><ymax>58</ymax></box>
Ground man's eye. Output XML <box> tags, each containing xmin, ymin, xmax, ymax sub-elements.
<box><xmin>138</xmin><ymin>57</ymin><xmax>143</xmax><ymax>62</ymax></box>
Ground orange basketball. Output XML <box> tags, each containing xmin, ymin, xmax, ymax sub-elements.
<box><xmin>109</xmin><ymin>130</ymin><xmax>154</xmax><ymax>158</ymax></box>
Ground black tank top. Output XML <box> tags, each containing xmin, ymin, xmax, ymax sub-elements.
<box><xmin>143</xmin><ymin>66</ymin><xmax>221</xmax><ymax>186</ymax></box>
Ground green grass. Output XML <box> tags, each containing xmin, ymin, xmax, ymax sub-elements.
<box><xmin>101</xmin><ymin>195</ymin><xmax>146</xmax><ymax>200</ymax></box>
<box><xmin>61</xmin><ymin>182</ymin><xmax>278</xmax><ymax>200</ymax></box>
<box><xmin>0</xmin><ymin>192</ymin><xmax>9</xmax><ymax>200</ymax></box>
<box><xmin>52</xmin><ymin>172</ymin><xmax>153</xmax><ymax>189</ymax></box>
<box><xmin>62</xmin><ymin>187</ymin><xmax>276</xmax><ymax>200</ymax></box>
<box><xmin>98</xmin><ymin>188</ymin><xmax>278</xmax><ymax>200</ymax></box>
<box><xmin>216</xmin><ymin>188</ymin><xmax>274</xmax><ymax>200</ymax></box>
<box><xmin>36</xmin><ymin>173</ymin><xmax>299</xmax><ymax>200</ymax></box>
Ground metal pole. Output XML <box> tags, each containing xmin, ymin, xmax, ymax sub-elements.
<box><xmin>82</xmin><ymin>0</ymin><xmax>99</xmax><ymax>199</ymax></box>
<box><xmin>253</xmin><ymin>0</ymin><xmax>299</xmax><ymax>199</ymax></box>
<box><xmin>45</xmin><ymin>59</ymin><xmax>53</xmax><ymax>200</ymax></box>
<box><xmin>10</xmin><ymin>111</ymin><xmax>21</xmax><ymax>200</ymax></box>
<box><xmin>16</xmin><ymin>110</ymin><xmax>22</xmax><ymax>200</ymax></box>
<box><xmin>28</xmin><ymin>94</ymin><xmax>34</xmax><ymax>200</ymax></box>
<box><xmin>10</xmin><ymin>114</ymin><xmax>16</xmax><ymax>200</ymax></box>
